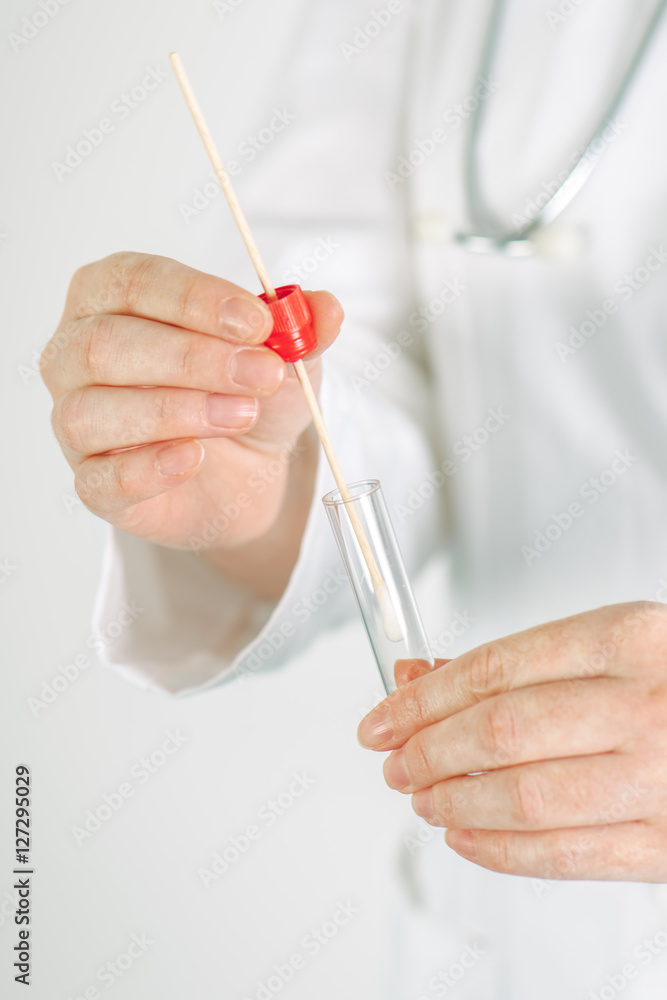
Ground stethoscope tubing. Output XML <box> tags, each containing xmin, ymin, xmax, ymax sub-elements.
<box><xmin>455</xmin><ymin>0</ymin><xmax>667</xmax><ymax>254</ymax></box>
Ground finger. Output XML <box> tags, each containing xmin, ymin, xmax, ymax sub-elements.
<box><xmin>412</xmin><ymin>753</ymin><xmax>654</xmax><ymax>831</ymax></box>
<box><xmin>357</xmin><ymin>659</ymin><xmax>453</xmax><ymax>747</ymax></box>
<box><xmin>213</xmin><ymin>289</ymin><xmax>344</xmax><ymax>453</ymax></box>
<box><xmin>394</xmin><ymin>657</ymin><xmax>449</xmax><ymax>688</ymax></box>
<box><xmin>357</xmin><ymin>602</ymin><xmax>660</xmax><ymax>749</ymax></box>
<box><xmin>382</xmin><ymin>677</ymin><xmax>637</xmax><ymax>792</ymax></box>
<box><xmin>45</xmin><ymin>290</ymin><xmax>343</xmax><ymax>399</ymax></box>
<box><xmin>74</xmin><ymin>438</ymin><xmax>205</xmax><ymax>519</ymax></box>
<box><xmin>46</xmin><ymin>314</ymin><xmax>286</xmax><ymax>399</ymax></box>
<box><xmin>444</xmin><ymin>820</ymin><xmax>663</xmax><ymax>881</ymax></box>
<box><xmin>52</xmin><ymin>386</ymin><xmax>260</xmax><ymax>461</ymax></box>
<box><xmin>66</xmin><ymin>252</ymin><xmax>274</xmax><ymax>343</ymax></box>
<box><xmin>294</xmin><ymin>290</ymin><xmax>345</xmax><ymax>365</ymax></box>
<box><xmin>63</xmin><ymin>252</ymin><xmax>344</xmax><ymax>349</ymax></box>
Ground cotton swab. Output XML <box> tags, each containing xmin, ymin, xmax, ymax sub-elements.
<box><xmin>168</xmin><ymin>52</ymin><xmax>403</xmax><ymax>643</ymax></box>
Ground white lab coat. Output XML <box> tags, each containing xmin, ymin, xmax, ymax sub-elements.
<box><xmin>93</xmin><ymin>0</ymin><xmax>667</xmax><ymax>996</ymax></box>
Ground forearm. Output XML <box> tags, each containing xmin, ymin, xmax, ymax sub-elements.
<box><xmin>200</xmin><ymin>426</ymin><xmax>319</xmax><ymax>600</ymax></box>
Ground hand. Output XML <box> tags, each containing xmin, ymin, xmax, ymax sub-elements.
<box><xmin>41</xmin><ymin>253</ymin><xmax>343</xmax><ymax>578</ymax></box>
<box><xmin>357</xmin><ymin>602</ymin><xmax>667</xmax><ymax>881</ymax></box>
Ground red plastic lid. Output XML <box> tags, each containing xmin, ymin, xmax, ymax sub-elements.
<box><xmin>259</xmin><ymin>284</ymin><xmax>316</xmax><ymax>363</ymax></box>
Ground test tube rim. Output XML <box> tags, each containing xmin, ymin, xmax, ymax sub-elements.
<box><xmin>322</xmin><ymin>478</ymin><xmax>381</xmax><ymax>507</ymax></box>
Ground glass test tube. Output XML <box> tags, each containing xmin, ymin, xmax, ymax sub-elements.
<box><xmin>322</xmin><ymin>479</ymin><xmax>434</xmax><ymax>695</ymax></box>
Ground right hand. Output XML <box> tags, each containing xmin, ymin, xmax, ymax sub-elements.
<box><xmin>41</xmin><ymin>252</ymin><xmax>344</xmax><ymax>553</ymax></box>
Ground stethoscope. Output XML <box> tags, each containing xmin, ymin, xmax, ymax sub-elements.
<box><xmin>455</xmin><ymin>0</ymin><xmax>667</xmax><ymax>256</ymax></box>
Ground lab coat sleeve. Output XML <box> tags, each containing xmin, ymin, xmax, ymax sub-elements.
<box><xmin>91</xmin><ymin>332</ymin><xmax>442</xmax><ymax>697</ymax></box>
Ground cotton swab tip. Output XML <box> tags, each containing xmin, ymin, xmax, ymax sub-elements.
<box><xmin>377</xmin><ymin>582</ymin><xmax>403</xmax><ymax>643</ymax></box>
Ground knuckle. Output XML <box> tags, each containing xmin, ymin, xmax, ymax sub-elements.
<box><xmin>40</xmin><ymin>321</ymin><xmax>78</xmax><ymax>390</ymax></box>
<box><xmin>76</xmin><ymin>454</ymin><xmax>132</xmax><ymax>511</ymax></box>
<box><xmin>395</xmin><ymin>684</ymin><xmax>430</xmax><ymax>734</ymax></box>
<box><xmin>52</xmin><ymin>388</ymin><xmax>88</xmax><ymax>453</ymax></box>
<box><xmin>178</xmin><ymin>336</ymin><xmax>202</xmax><ymax>383</ymax></box>
<box><xmin>405</xmin><ymin>733</ymin><xmax>436</xmax><ymax>785</ymax></box>
<box><xmin>74</xmin><ymin>460</ymin><xmax>102</xmax><ymax>509</ymax></box>
<box><xmin>571</xmin><ymin>775</ymin><xmax>600</xmax><ymax>818</ymax></box>
<box><xmin>482</xmin><ymin>698</ymin><xmax>519</xmax><ymax>764</ymax></box>
<box><xmin>114</xmin><ymin>252</ymin><xmax>155</xmax><ymax>312</ymax></box>
<box><xmin>149</xmin><ymin>391</ymin><xmax>169</xmax><ymax>429</ymax></box>
<box><xmin>67</xmin><ymin>260</ymin><xmax>107</xmax><ymax>317</ymax></box>
<box><xmin>432</xmin><ymin>784</ymin><xmax>460</xmax><ymax>824</ymax></box>
<box><xmin>611</xmin><ymin>601</ymin><xmax>667</xmax><ymax>675</ymax></box>
<box><xmin>111</xmin><ymin>454</ymin><xmax>134</xmax><ymax>501</ymax></box>
<box><xmin>488</xmin><ymin>835</ymin><xmax>513</xmax><ymax>873</ymax></box>
<box><xmin>123</xmin><ymin>393</ymin><xmax>164</xmax><ymax>447</ymax></box>
<box><xmin>140</xmin><ymin>391</ymin><xmax>176</xmax><ymax>441</ymax></box>
<box><xmin>511</xmin><ymin>771</ymin><xmax>546</xmax><ymax>828</ymax></box>
<box><xmin>177</xmin><ymin>275</ymin><xmax>204</xmax><ymax>330</ymax></box>
<box><xmin>467</xmin><ymin>642</ymin><xmax>507</xmax><ymax>700</ymax></box>
<box><xmin>78</xmin><ymin>314</ymin><xmax>113</xmax><ymax>381</ymax></box>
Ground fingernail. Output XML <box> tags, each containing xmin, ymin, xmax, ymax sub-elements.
<box><xmin>205</xmin><ymin>393</ymin><xmax>258</xmax><ymax>428</ymax></box>
<box><xmin>231</xmin><ymin>348</ymin><xmax>284</xmax><ymax>391</ymax></box>
<box><xmin>219</xmin><ymin>297</ymin><xmax>271</xmax><ymax>339</ymax></box>
<box><xmin>412</xmin><ymin>788</ymin><xmax>435</xmax><ymax>822</ymax></box>
<box><xmin>383</xmin><ymin>750</ymin><xmax>410</xmax><ymax>791</ymax></box>
<box><xmin>156</xmin><ymin>440</ymin><xmax>204</xmax><ymax>476</ymax></box>
<box><xmin>445</xmin><ymin>829</ymin><xmax>476</xmax><ymax>859</ymax></box>
<box><xmin>357</xmin><ymin>704</ymin><xmax>394</xmax><ymax>748</ymax></box>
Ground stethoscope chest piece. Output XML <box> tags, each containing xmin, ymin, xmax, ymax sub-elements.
<box><xmin>411</xmin><ymin>209</ymin><xmax>587</xmax><ymax>261</ymax></box>
<box><xmin>455</xmin><ymin>223</ymin><xmax>587</xmax><ymax>261</ymax></box>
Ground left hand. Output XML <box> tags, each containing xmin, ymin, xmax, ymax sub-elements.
<box><xmin>357</xmin><ymin>602</ymin><xmax>667</xmax><ymax>881</ymax></box>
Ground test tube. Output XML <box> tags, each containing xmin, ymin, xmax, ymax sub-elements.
<box><xmin>322</xmin><ymin>479</ymin><xmax>434</xmax><ymax>695</ymax></box>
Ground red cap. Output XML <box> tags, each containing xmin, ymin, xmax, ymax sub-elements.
<box><xmin>259</xmin><ymin>284</ymin><xmax>316</xmax><ymax>363</ymax></box>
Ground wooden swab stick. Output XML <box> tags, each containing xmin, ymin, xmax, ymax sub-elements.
<box><xmin>169</xmin><ymin>51</ymin><xmax>402</xmax><ymax>642</ymax></box>
<box><xmin>168</xmin><ymin>52</ymin><xmax>275</xmax><ymax>298</ymax></box>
